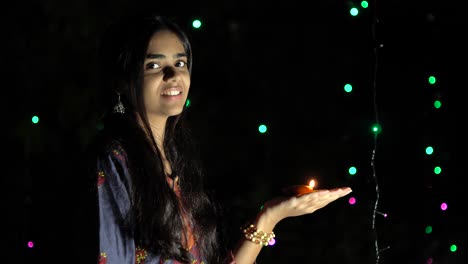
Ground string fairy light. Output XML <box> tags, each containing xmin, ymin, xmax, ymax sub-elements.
<box><xmin>369</xmin><ymin>0</ymin><xmax>388</xmax><ymax>263</ymax></box>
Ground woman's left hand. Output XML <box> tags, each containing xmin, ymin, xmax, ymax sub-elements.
<box><xmin>260</xmin><ymin>187</ymin><xmax>352</xmax><ymax>225</ymax></box>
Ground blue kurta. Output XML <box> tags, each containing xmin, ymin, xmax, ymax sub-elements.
<box><xmin>96</xmin><ymin>141</ymin><xmax>206</xmax><ymax>264</ymax></box>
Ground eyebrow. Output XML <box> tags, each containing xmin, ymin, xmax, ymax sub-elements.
<box><xmin>145</xmin><ymin>53</ymin><xmax>188</xmax><ymax>59</ymax></box>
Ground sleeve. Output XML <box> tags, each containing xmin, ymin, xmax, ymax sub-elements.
<box><xmin>97</xmin><ymin>145</ymin><xmax>136</xmax><ymax>264</ymax></box>
<box><xmin>225</xmin><ymin>250</ymin><xmax>258</xmax><ymax>264</ymax></box>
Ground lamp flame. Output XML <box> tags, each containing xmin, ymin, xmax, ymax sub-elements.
<box><xmin>308</xmin><ymin>179</ymin><xmax>315</xmax><ymax>189</ymax></box>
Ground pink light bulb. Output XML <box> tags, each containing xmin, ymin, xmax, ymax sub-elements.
<box><xmin>440</xmin><ymin>202</ymin><xmax>447</xmax><ymax>211</ymax></box>
<box><xmin>268</xmin><ymin>238</ymin><xmax>276</xmax><ymax>246</ymax></box>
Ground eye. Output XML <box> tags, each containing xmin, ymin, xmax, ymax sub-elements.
<box><xmin>146</xmin><ymin>62</ymin><xmax>161</xmax><ymax>70</ymax></box>
<box><xmin>175</xmin><ymin>61</ymin><xmax>187</xmax><ymax>68</ymax></box>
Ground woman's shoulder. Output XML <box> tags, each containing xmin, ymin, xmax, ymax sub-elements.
<box><xmin>100</xmin><ymin>138</ymin><xmax>129</xmax><ymax>162</ymax></box>
<box><xmin>86</xmin><ymin>129</ymin><xmax>129</xmax><ymax>160</ymax></box>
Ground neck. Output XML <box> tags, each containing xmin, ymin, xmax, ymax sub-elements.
<box><xmin>138</xmin><ymin>113</ymin><xmax>167</xmax><ymax>151</ymax></box>
<box><xmin>150</xmin><ymin>117</ymin><xmax>167</xmax><ymax>151</ymax></box>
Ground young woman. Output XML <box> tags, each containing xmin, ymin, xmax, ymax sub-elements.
<box><xmin>87</xmin><ymin>13</ymin><xmax>352</xmax><ymax>264</ymax></box>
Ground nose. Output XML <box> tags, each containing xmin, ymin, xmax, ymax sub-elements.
<box><xmin>162</xmin><ymin>66</ymin><xmax>178</xmax><ymax>81</ymax></box>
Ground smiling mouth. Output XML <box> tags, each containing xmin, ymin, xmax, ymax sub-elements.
<box><xmin>161</xmin><ymin>91</ymin><xmax>182</xmax><ymax>96</ymax></box>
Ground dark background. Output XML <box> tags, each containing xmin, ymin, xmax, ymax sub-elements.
<box><xmin>2</xmin><ymin>0</ymin><xmax>463</xmax><ymax>263</ymax></box>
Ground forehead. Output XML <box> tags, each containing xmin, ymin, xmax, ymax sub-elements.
<box><xmin>146</xmin><ymin>30</ymin><xmax>185</xmax><ymax>53</ymax></box>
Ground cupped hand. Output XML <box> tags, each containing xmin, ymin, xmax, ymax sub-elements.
<box><xmin>261</xmin><ymin>187</ymin><xmax>353</xmax><ymax>224</ymax></box>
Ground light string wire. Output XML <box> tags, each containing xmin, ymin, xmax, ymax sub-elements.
<box><xmin>369</xmin><ymin>0</ymin><xmax>385</xmax><ymax>263</ymax></box>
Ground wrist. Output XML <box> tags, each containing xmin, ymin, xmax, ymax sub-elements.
<box><xmin>253</xmin><ymin>207</ymin><xmax>280</xmax><ymax>233</ymax></box>
<box><xmin>242</xmin><ymin>223</ymin><xmax>276</xmax><ymax>247</ymax></box>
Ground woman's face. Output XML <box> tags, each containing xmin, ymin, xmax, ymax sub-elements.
<box><xmin>142</xmin><ymin>29</ymin><xmax>190</xmax><ymax>120</ymax></box>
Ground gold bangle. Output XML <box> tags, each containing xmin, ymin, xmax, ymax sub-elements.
<box><xmin>241</xmin><ymin>224</ymin><xmax>276</xmax><ymax>246</ymax></box>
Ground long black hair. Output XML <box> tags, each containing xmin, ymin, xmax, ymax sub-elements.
<box><xmin>94</xmin><ymin>13</ymin><xmax>228</xmax><ymax>263</ymax></box>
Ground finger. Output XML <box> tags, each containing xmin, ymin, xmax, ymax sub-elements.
<box><xmin>301</xmin><ymin>189</ymin><xmax>329</xmax><ymax>197</ymax></box>
<box><xmin>310</xmin><ymin>192</ymin><xmax>349</xmax><ymax>204</ymax></box>
<box><xmin>329</xmin><ymin>187</ymin><xmax>352</xmax><ymax>193</ymax></box>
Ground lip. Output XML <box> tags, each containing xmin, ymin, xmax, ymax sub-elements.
<box><xmin>160</xmin><ymin>87</ymin><xmax>183</xmax><ymax>95</ymax></box>
<box><xmin>160</xmin><ymin>87</ymin><xmax>184</xmax><ymax>100</ymax></box>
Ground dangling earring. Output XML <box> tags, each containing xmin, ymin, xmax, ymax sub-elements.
<box><xmin>113</xmin><ymin>91</ymin><xmax>125</xmax><ymax>114</ymax></box>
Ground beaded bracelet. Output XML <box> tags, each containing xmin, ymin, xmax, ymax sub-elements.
<box><xmin>241</xmin><ymin>224</ymin><xmax>276</xmax><ymax>246</ymax></box>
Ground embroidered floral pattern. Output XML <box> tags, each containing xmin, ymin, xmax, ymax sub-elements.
<box><xmin>136</xmin><ymin>246</ymin><xmax>148</xmax><ymax>264</ymax></box>
<box><xmin>99</xmin><ymin>252</ymin><xmax>107</xmax><ymax>264</ymax></box>
<box><xmin>97</xmin><ymin>171</ymin><xmax>105</xmax><ymax>187</ymax></box>
<box><xmin>159</xmin><ymin>248</ymin><xmax>205</xmax><ymax>264</ymax></box>
<box><xmin>112</xmin><ymin>148</ymin><xmax>120</xmax><ymax>156</ymax></box>
<box><xmin>190</xmin><ymin>247</ymin><xmax>204</xmax><ymax>264</ymax></box>
<box><xmin>112</xmin><ymin>145</ymin><xmax>127</xmax><ymax>164</ymax></box>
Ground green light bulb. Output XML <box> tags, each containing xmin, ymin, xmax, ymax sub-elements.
<box><xmin>425</xmin><ymin>226</ymin><xmax>432</xmax><ymax>234</ymax></box>
<box><xmin>450</xmin><ymin>244</ymin><xmax>457</xmax><ymax>252</ymax></box>
<box><xmin>258</xmin><ymin>124</ymin><xmax>267</xmax><ymax>133</ymax></box>
<box><xmin>426</xmin><ymin>146</ymin><xmax>434</xmax><ymax>155</ymax></box>
<box><xmin>344</xmin><ymin>83</ymin><xmax>353</xmax><ymax>93</ymax></box>
<box><xmin>192</xmin><ymin>19</ymin><xmax>202</xmax><ymax>29</ymax></box>
<box><xmin>372</xmin><ymin>124</ymin><xmax>381</xmax><ymax>134</ymax></box>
